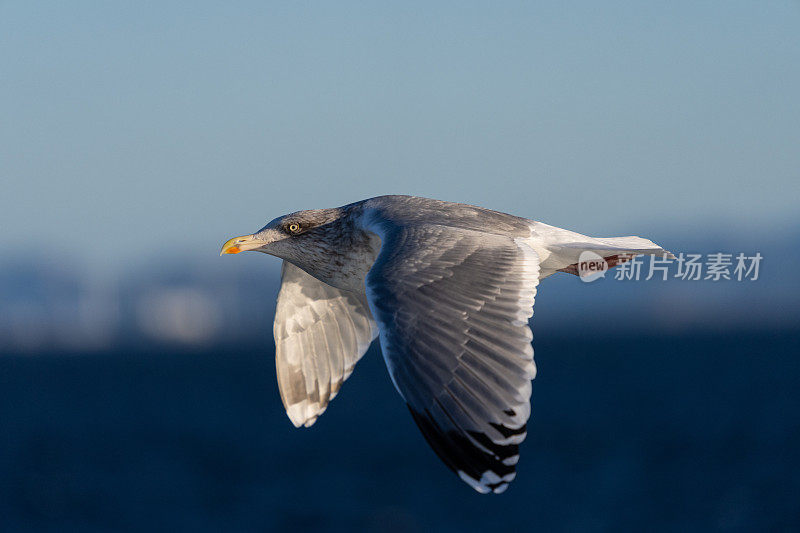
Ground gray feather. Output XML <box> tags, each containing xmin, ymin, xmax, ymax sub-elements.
<box><xmin>274</xmin><ymin>261</ymin><xmax>378</xmax><ymax>428</ymax></box>
<box><xmin>363</xmin><ymin>223</ymin><xmax>539</xmax><ymax>494</ymax></box>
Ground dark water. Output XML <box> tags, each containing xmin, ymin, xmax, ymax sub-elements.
<box><xmin>1</xmin><ymin>329</ymin><xmax>798</xmax><ymax>532</ymax></box>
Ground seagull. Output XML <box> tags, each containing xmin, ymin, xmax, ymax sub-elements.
<box><xmin>220</xmin><ymin>195</ymin><xmax>672</xmax><ymax>494</ymax></box>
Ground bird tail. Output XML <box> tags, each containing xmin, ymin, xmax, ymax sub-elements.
<box><xmin>530</xmin><ymin>222</ymin><xmax>674</xmax><ymax>278</ymax></box>
<box><xmin>551</xmin><ymin>236</ymin><xmax>674</xmax><ymax>277</ymax></box>
<box><xmin>584</xmin><ymin>235</ymin><xmax>675</xmax><ymax>260</ymax></box>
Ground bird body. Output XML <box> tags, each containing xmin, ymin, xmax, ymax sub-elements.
<box><xmin>221</xmin><ymin>195</ymin><xmax>672</xmax><ymax>493</ymax></box>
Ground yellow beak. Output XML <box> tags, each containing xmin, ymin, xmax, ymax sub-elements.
<box><xmin>220</xmin><ymin>235</ymin><xmax>263</xmax><ymax>256</ymax></box>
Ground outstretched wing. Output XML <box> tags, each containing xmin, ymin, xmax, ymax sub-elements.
<box><xmin>364</xmin><ymin>224</ymin><xmax>540</xmax><ymax>494</ymax></box>
<box><xmin>274</xmin><ymin>261</ymin><xmax>378</xmax><ymax>427</ymax></box>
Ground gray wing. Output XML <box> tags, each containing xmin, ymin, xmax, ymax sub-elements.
<box><xmin>365</xmin><ymin>224</ymin><xmax>540</xmax><ymax>494</ymax></box>
<box><xmin>274</xmin><ymin>261</ymin><xmax>378</xmax><ymax>428</ymax></box>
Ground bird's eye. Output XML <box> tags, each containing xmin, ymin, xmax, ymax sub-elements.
<box><xmin>287</xmin><ymin>223</ymin><xmax>301</xmax><ymax>233</ymax></box>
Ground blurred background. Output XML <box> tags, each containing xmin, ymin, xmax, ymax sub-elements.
<box><xmin>1</xmin><ymin>1</ymin><xmax>799</xmax><ymax>531</ymax></box>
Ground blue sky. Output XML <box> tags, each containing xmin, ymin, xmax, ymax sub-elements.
<box><xmin>2</xmin><ymin>1</ymin><xmax>799</xmax><ymax>270</ymax></box>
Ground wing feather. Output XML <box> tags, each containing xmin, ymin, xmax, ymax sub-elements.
<box><xmin>274</xmin><ymin>261</ymin><xmax>378</xmax><ymax>427</ymax></box>
<box><xmin>364</xmin><ymin>223</ymin><xmax>539</xmax><ymax>493</ymax></box>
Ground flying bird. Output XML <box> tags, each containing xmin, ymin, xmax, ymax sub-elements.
<box><xmin>220</xmin><ymin>195</ymin><xmax>673</xmax><ymax>493</ymax></box>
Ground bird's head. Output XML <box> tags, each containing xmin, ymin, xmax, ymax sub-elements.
<box><xmin>221</xmin><ymin>205</ymin><xmax>379</xmax><ymax>292</ymax></box>
<box><xmin>220</xmin><ymin>208</ymin><xmax>344</xmax><ymax>259</ymax></box>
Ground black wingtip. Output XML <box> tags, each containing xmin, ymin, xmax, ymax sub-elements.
<box><xmin>407</xmin><ymin>405</ymin><xmax>520</xmax><ymax>494</ymax></box>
